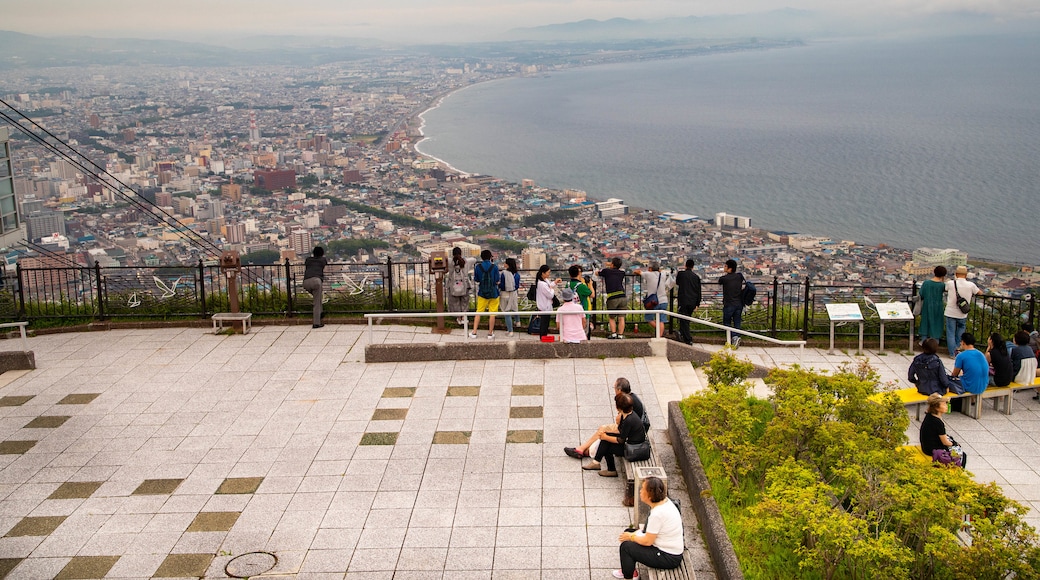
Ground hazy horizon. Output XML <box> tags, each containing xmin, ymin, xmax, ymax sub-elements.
<box><xmin>4</xmin><ymin>1</ymin><xmax>1040</xmax><ymax>44</ymax></box>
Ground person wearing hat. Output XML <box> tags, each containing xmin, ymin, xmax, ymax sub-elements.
<box><xmin>556</xmin><ymin>287</ymin><xmax>587</xmax><ymax>343</ymax></box>
<box><xmin>944</xmin><ymin>265</ymin><xmax>983</xmax><ymax>357</ymax></box>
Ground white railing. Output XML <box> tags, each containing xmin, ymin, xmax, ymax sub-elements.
<box><xmin>363</xmin><ymin>309</ymin><xmax>805</xmax><ymax>350</ymax></box>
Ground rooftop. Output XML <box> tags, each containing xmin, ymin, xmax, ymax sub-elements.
<box><xmin>0</xmin><ymin>325</ymin><xmax>1036</xmax><ymax>578</ymax></box>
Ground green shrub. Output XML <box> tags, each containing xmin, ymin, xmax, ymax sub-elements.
<box><xmin>680</xmin><ymin>351</ymin><xmax>1040</xmax><ymax>579</ymax></box>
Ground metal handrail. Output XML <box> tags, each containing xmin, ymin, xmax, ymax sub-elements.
<box><xmin>364</xmin><ymin>309</ymin><xmax>806</xmax><ymax>350</ymax></box>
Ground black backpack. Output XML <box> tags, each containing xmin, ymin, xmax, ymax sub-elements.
<box><xmin>527</xmin><ymin>283</ymin><xmax>538</xmax><ymax>301</ymax></box>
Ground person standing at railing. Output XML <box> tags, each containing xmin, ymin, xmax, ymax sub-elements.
<box><xmin>944</xmin><ymin>265</ymin><xmax>983</xmax><ymax>357</ymax></box>
<box><xmin>634</xmin><ymin>262</ymin><xmax>674</xmax><ymax>338</ymax></box>
<box><xmin>534</xmin><ymin>265</ymin><xmax>561</xmax><ymax>338</ymax></box>
<box><xmin>599</xmin><ymin>257</ymin><xmax>628</xmax><ymax>339</ymax></box>
<box><xmin>567</xmin><ymin>265</ymin><xmax>594</xmax><ymax>340</ymax></box>
<box><xmin>445</xmin><ymin>247</ymin><xmax>474</xmax><ymax>326</ymax></box>
<box><xmin>499</xmin><ymin>257</ymin><xmax>521</xmax><ymax>338</ymax></box>
<box><xmin>719</xmin><ymin>259</ymin><xmax>745</xmax><ymax>347</ymax></box>
<box><xmin>917</xmin><ymin>266</ymin><xmax>947</xmax><ymax>347</ymax></box>
<box><xmin>302</xmin><ymin>246</ymin><xmax>328</xmax><ymax>329</ymax></box>
<box><xmin>675</xmin><ymin>259</ymin><xmax>702</xmax><ymax>345</ymax></box>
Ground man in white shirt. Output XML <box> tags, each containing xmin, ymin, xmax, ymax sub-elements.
<box><xmin>944</xmin><ymin>265</ymin><xmax>982</xmax><ymax>357</ymax></box>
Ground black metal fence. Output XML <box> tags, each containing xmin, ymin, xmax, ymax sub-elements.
<box><xmin>2</xmin><ymin>259</ymin><xmax>1034</xmax><ymax>346</ymax></box>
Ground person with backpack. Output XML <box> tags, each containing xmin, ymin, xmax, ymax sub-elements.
<box><xmin>471</xmin><ymin>249</ymin><xmax>500</xmax><ymax>339</ymax></box>
<box><xmin>719</xmin><ymin>259</ymin><xmax>746</xmax><ymax>347</ymax></box>
<box><xmin>499</xmin><ymin>257</ymin><xmax>521</xmax><ymax>337</ymax></box>
<box><xmin>445</xmin><ymin>247</ymin><xmax>473</xmax><ymax>325</ymax></box>
<box><xmin>633</xmin><ymin>262</ymin><xmax>674</xmax><ymax>338</ymax></box>
<box><xmin>567</xmin><ymin>264</ymin><xmax>594</xmax><ymax>340</ymax></box>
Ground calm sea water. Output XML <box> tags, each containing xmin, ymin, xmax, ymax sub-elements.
<box><xmin>417</xmin><ymin>35</ymin><xmax>1040</xmax><ymax>265</ymax></box>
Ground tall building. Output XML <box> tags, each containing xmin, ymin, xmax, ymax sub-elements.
<box><xmin>522</xmin><ymin>248</ymin><xmax>547</xmax><ymax>271</ymax></box>
<box><xmin>715</xmin><ymin>212</ymin><xmax>752</xmax><ymax>229</ymax></box>
<box><xmin>290</xmin><ymin>229</ymin><xmax>312</xmax><ymax>257</ymax></box>
<box><xmin>221</xmin><ymin>183</ymin><xmax>242</xmax><ymax>202</ymax></box>
<box><xmin>249</xmin><ymin>111</ymin><xmax>260</xmax><ymax>144</ymax></box>
<box><xmin>912</xmin><ymin>248</ymin><xmax>968</xmax><ymax>268</ymax></box>
<box><xmin>253</xmin><ymin>170</ymin><xmax>296</xmax><ymax>191</ymax></box>
<box><xmin>226</xmin><ymin>222</ymin><xmax>246</xmax><ymax>244</ymax></box>
<box><xmin>26</xmin><ymin>210</ymin><xmax>66</xmax><ymax>241</ymax></box>
<box><xmin>322</xmin><ymin>205</ymin><xmax>347</xmax><ymax>226</ymax></box>
<box><xmin>0</xmin><ymin>128</ymin><xmax>24</xmax><ymax>248</ymax></box>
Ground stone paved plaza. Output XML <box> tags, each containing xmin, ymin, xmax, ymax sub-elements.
<box><xmin>0</xmin><ymin>324</ymin><xmax>1036</xmax><ymax>578</ymax></box>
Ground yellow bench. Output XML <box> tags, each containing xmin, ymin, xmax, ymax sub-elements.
<box><xmin>899</xmin><ymin>445</ymin><xmax>933</xmax><ymax>465</ymax></box>
<box><xmin>1005</xmin><ymin>377</ymin><xmax>1040</xmax><ymax>415</ymax></box>
<box><xmin>872</xmin><ymin>385</ymin><xmax>1011</xmax><ymax>421</ymax></box>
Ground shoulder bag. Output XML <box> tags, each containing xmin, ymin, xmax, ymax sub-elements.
<box><xmin>642</xmin><ymin>272</ymin><xmax>661</xmax><ymax>309</ymax></box>
<box><xmin>953</xmin><ymin>279</ymin><xmax>971</xmax><ymax>314</ymax></box>
<box><xmin>624</xmin><ymin>439</ymin><xmax>651</xmax><ymax>462</ymax></box>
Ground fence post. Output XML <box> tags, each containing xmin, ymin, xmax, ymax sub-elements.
<box><xmin>94</xmin><ymin>261</ymin><xmax>105</xmax><ymax>321</ymax></box>
<box><xmin>1030</xmin><ymin>293</ymin><xmax>1036</xmax><ymax>328</ymax></box>
<box><xmin>802</xmin><ymin>277</ymin><xmax>812</xmax><ymax>341</ymax></box>
<box><xmin>770</xmin><ymin>276</ymin><xmax>778</xmax><ymax>337</ymax></box>
<box><xmin>285</xmin><ymin>259</ymin><xmax>293</xmax><ymax>317</ymax></box>
<box><xmin>667</xmin><ymin>287</ymin><xmax>675</xmax><ymax>335</ymax></box>
<box><xmin>15</xmin><ymin>262</ymin><xmax>25</xmax><ymax>320</ymax></box>
<box><xmin>198</xmin><ymin>260</ymin><xmax>207</xmax><ymax>318</ymax></box>
<box><xmin>386</xmin><ymin>256</ymin><xmax>395</xmax><ymax>311</ymax></box>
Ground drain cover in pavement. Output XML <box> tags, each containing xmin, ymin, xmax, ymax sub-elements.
<box><xmin>225</xmin><ymin>552</ymin><xmax>277</xmax><ymax>578</ymax></box>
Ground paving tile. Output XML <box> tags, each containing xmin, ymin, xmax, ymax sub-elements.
<box><xmin>511</xmin><ymin>385</ymin><xmax>544</xmax><ymax>396</ymax></box>
<box><xmin>448</xmin><ymin>387</ymin><xmax>480</xmax><ymax>397</ymax></box>
<box><xmin>505</xmin><ymin>431</ymin><xmax>543</xmax><ymax>444</ymax></box>
<box><xmin>152</xmin><ymin>552</ymin><xmax>213</xmax><ymax>578</ymax></box>
<box><xmin>131</xmin><ymin>479</ymin><xmax>183</xmax><ymax>495</ymax></box>
<box><xmin>0</xmin><ymin>396</ymin><xmax>34</xmax><ymax>407</ymax></box>
<box><xmin>57</xmin><ymin>394</ymin><xmax>101</xmax><ymax>405</ymax></box>
<box><xmin>54</xmin><ymin>555</ymin><xmax>120</xmax><ymax>579</ymax></box>
<box><xmin>216</xmin><ymin>477</ymin><xmax>264</xmax><ymax>495</ymax></box>
<box><xmin>47</xmin><ymin>481</ymin><xmax>103</xmax><ymax>500</ymax></box>
<box><xmin>0</xmin><ymin>440</ymin><xmax>36</xmax><ymax>455</ymax></box>
<box><xmin>185</xmin><ymin>511</ymin><xmax>240</xmax><ymax>532</ymax></box>
<box><xmin>4</xmin><ymin>515</ymin><xmax>67</xmax><ymax>537</ymax></box>
<box><xmin>372</xmin><ymin>408</ymin><xmax>408</xmax><ymax>421</ymax></box>
<box><xmin>24</xmin><ymin>416</ymin><xmax>71</xmax><ymax>429</ymax></box>
<box><xmin>432</xmin><ymin>431</ymin><xmax>471</xmax><ymax>445</ymax></box>
<box><xmin>382</xmin><ymin>388</ymin><xmax>416</xmax><ymax>398</ymax></box>
<box><xmin>361</xmin><ymin>432</ymin><xmax>399</xmax><ymax>446</ymax></box>
<box><xmin>509</xmin><ymin>407</ymin><xmax>543</xmax><ymax>419</ymax></box>
<box><xmin>0</xmin><ymin>558</ymin><xmax>22</xmax><ymax>577</ymax></box>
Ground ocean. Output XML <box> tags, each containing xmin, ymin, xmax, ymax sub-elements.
<box><xmin>415</xmin><ymin>35</ymin><xmax>1040</xmax><ymax>265</ymax></box>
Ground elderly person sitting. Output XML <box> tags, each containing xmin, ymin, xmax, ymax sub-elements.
<box><xmin>615</xmin><ymin>476</ymin><xmax>683</xmax><ymax>579</ymax></box>
<box><xmin>920</xmin><ymin>393</ymin><xmax>966</xmax><ymax>468</ymax></box>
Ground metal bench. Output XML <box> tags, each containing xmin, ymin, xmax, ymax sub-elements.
<box><xmin>211</xmin><ymin>312</ymin><xmax>252</xmax><ymax>334</ymax></box>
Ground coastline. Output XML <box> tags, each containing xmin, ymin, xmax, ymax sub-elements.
<box><xmin>407</xmin><ymin>50</ymin><xmax>1040</xmax><ymax>270</ymax></box>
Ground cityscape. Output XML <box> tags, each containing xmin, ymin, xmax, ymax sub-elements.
<box><xmin>1</xmin><ymin>13</ymin><xmax>1040</xmax><ymax>579</ymax></box>
<box><xmin>2</xmin><ymin>45</ymin><xmax>1038</xmax><ymax>301</ymax></box>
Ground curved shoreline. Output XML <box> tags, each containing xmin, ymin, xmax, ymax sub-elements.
<box><xmin>407</xmin><ymin>49</ymin><xmax>1039</xmax><ymax>269</ymax></box>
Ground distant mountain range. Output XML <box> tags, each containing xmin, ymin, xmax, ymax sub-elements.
<box><xmin>503</xmin><ymin>9</ymin><xmax>1039</xmax><ymax>42</ymax></box>
<box><xmin>0</xmin><ymin>10</ymin><xmax>1035</xmax><ymax>69</ymax></box>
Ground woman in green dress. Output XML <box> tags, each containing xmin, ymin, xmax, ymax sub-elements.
<box><xmin>918</xmin><ymin>266</ymin><xmax>947</xmax><ymax>345</ymax></box>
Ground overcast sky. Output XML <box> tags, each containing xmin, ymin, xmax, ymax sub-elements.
<box><xmin>4</xmin><ymin>0</ymin><xmax>1039</xmax><ymax>43</ymax></box>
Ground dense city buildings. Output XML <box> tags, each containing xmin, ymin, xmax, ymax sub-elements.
<box><xmin>0</xmin><ymin>51</ymin><xmax>1037</xmax><ymax>300</ymax></box>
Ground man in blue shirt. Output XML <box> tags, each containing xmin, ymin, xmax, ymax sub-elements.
<box><xmin>951</xmin><ymin>332</ymin><xmax>989</xmax><ymax>395</ymax></box>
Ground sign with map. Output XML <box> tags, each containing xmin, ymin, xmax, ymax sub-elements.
<box><xmin>875</xmin><ymin>301</ymin><xmax>914</xmax><ymax>321</ymax></box>
<box><xmin>825</xmin><ymin>303</ymin><xmax>863</xmax><ymax>321</ymax></box>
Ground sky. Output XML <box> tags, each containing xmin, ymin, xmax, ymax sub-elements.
<box><xmin>3</xmin><ymin>0</ymin><xmax>1039</xmax><ymax>43</ymax></box>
